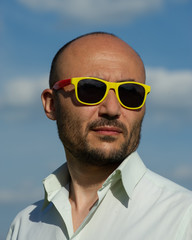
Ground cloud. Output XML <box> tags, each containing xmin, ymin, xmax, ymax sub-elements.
<box><xmin>1</xmin><ymin>67</ymin><xmax>192</xmax><ymax>123</ymax></box>
<box><xmin>0</xmin><ymin>187</ymin><xmax>42</xmax><ymax>204</ymax></box>
<box><xmin>146</xmin><ymin>67</ymin><xmax>192</xmax><ymax>108</ymax></box>
<box><xmin>17</xmin><ymin>0</ymin><xmax>164</xmax><ymax>24</ymax></box>
<box><xmin>0</xmin><ymin>75</ymin><xmax>48</xmax><ymax>121</ymax></box>
<box><xmin>146</xmin><ymin>67</ymin><xmax>192</xmax><ymax>123</ymax></box>
<box><xmin>171</xmin><ymin>164</ymin><xmax>192</xmax><ymax>181</ymax></box>
<box><xmin>0</xmin><ymin>75</ymin><xmax>48</xmax><ymax>108</ymax></box>
<box><xmin>2</xmin><ymin>68</ymin><xmax>192</xmax><ymax>108</ymax></box>
<box><xmin>16</xmin><ymin>0</ymin><xmax>189</xmax><ymax>24</ymax></box>
<box><xmin>0</xmin><ymin>180</ymin><xmax>42</xmax><ymax>204</ymax></box>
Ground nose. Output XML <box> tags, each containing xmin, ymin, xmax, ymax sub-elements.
<box><xmin>98</xmin><ymin>90</ymin><xmax>121</xmax><ymax>119</ymax></box>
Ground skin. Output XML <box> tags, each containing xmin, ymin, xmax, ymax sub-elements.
<box><xmin>41</xmin><ymin>34</ymin><xmax>146</xmax><ymax>232</ymax></box>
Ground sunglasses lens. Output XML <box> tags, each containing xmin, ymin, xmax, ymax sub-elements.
<box><xmin>119</xmin><ymin>83</ymin><xmax>145</xmax><ymax>108</ymax></box>
<box><xmin>77</xmin><ymin>79</ymin><xmax>106</xmax><ymax>103</ymax></box>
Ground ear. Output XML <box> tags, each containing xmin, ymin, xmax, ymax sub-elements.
<box><xmin>41</xmin><ymin>89</ymin><xmax>56</xmax><ymax>120</ymax></box>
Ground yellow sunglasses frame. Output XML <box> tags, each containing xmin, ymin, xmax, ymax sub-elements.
<box><xmin>53</xmin><ymin>77</ymin><xmax>151</xmax><ymax>110</ymax></box>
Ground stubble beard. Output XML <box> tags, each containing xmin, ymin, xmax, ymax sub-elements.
<box><xmin>56</xmin><ymin>105</ymin><xmax>144</xmax><ymax>167</ymax></box>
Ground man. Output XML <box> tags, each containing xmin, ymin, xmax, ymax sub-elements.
<box><xmin>7</xmin><ymin>32</ymin><xmax>192</xmax><ymax>239</ymax></box>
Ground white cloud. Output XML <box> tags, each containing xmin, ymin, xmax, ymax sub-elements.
<box><xmin>0</xmin><ymin>184</ymin><xmax>42</xmax><ymax>204</ymax></box>
<box><xmin>146</xmin><ymin>67</ymin><xmax>192</xmax><ymax>110</ymax></box>
<box><xmin>171</xmin><ymin>164</ymin><xmax>192</xmax><ymax>181</ymax></box>
<box><xmin>17</xmin><ymin>0</ymin><xmax>164</xmax><ymax>24</ymax></box>
<box><xmin>0</xmin><ymin>75</ymin><xmax>48</xmax><ymax>108</ymax></box>
<box><xmin>0</xmin><ymin>74</ymin><xmax>48</xmax><ymax>121</ymax></box>
<box><xmin>0</xmin><ymin>67</ymin><xmax>192</xmax><ymax>123</ymax></box>
<box><xmin>17</xmin><ymin>0</ymin><xmax>189</xmax><ymax>24</ymax></box>
<box><xmin>145</xmin><ymin>67</ymin><xmax>192</xmax><ymax>125</ymax></box>
<box><xmin>2</xmin><ymin>68</ymin><xmax>192</xmax><ymax>109</ymax></box>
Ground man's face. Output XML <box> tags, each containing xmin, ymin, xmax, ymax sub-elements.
<box><xmin>54</xmin><ymin>35</ymin><xmax>146</xmax><ymax>166</ymax></box>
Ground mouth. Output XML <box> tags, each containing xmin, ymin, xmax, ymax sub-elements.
<box><xmin>91</xmin><ymin>126</ymin><xmax>123</xmax><ymax>136</ymax></box>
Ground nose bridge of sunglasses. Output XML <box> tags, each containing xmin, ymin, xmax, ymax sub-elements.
<box><xmin>106</xmin><ymin>81</ymin><xmax>119</xmax><ymax>91</ymax></box>
<box><xmin>103</xmin><ymin>82</ymin><xmax>121</xmax><ymax>103</ymax></box>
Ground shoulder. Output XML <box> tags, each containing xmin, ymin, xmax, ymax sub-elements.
<box><xmin>142</xmin><ymin>169</ymin><xmax>192</xmax><ymax>211</ymax></box>
<box><xmin>6</xmin><ymin>200</ymin><xmax>44</xmax><ymax>240</ymax></box>
<box><xmin>14</xmin><ymin>199</ymin><xmax>44</xmax><ymax>221</ymax></box>
<box><xmin>132</xmin><ymin>169</ymin><xmax>192</xmax><ymax>238</ymax></box>
<box><xmin>146</xmin><ymin>169</ymin><xmax>192</xmax><ymax>195</ymax></box>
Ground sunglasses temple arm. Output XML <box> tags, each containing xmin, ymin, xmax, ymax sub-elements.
<box><xmin>52</xmin><ymin>79</ymin><xmax>72</xmax><ymax>90</ymax></box>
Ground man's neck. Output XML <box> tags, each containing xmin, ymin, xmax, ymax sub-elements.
<box><xmin>65</xmin><ymin>149</ymin><xmax>120</xmax><ymax>232</ymax></box>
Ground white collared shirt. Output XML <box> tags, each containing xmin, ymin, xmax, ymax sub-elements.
<box><xmin>7</xmin><ymin>152</ymin><xmax>192</xmax><ymax>240</ymax></box>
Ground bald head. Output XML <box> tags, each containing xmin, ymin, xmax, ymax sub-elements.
<box><xmin>49</xmin><ymin>32</ymin><xmax>145</xmax><ymax>88</ymax></box>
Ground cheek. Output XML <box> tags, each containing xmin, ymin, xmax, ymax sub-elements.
<box><xmin>57</xmin><ymin>90</ymin><xmax>99</xmax><ymax>121</ymax></box>
<box><xmin>122</xmin><ymin>107</ymin><xmax>145</xmax><ymax>129</ymax></box>
<box><xmin>59</xmin><ymin>101</ymin><xmax>99</xmax><ymax>132</ymax></box>
<box><xmin>73</xmin><ymin>106</ymin><xmax>99</xmax><ymax>133</ymax></box>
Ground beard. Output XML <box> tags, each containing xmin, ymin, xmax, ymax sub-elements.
<box><xmin>56</xmin><ymin>104</ymin><xmax>144</xmax><ymax>167</ymax></box>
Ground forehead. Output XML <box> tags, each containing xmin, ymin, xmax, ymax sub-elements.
<box><xmin>56</xmin><ymin>35</ymin><xmax>145</xmax><ymax>82</ymax></box>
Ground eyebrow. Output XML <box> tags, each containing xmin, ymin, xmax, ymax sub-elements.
<box><xmin>118</xmin><ymin>79</ymin><xmax>136</xmax><ymax>82</ymax></box>
<box><xmin>89</xmin><ymin>76</ymin><xmax>136</xmax><ymax>82</ymax></box>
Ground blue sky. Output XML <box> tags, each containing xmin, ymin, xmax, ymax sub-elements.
<box><xmin>0</xmin><ymin>0</ymin><xmax>192</xmax><ymax>238</ymax></box>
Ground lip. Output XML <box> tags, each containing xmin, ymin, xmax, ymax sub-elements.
<box><xmin>92</xmin><ymin>126</ymin><xmax>123</xmax><ymax>135</ymax></box>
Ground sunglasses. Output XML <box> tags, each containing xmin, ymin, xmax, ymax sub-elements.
<box><xmin>52</xmin><ymin>77</ymin><xmax>151</xmax><ymax>110</ymax></box>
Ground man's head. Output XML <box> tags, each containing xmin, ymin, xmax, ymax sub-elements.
<box><xmin>49</xmin><ymin>32</ymin><xmax>118</xmax><ymax>89</ymax></box>
<box><xmin>42</xmin><ymin>32</ymin><xmax>148</xmax><ymax>167</ymax></box>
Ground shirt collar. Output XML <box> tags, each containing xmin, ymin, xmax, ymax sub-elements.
<box><xmin>43</xmin><ymin>162</ymin><xmax>70</xmax><ymax>208</ymax></box>
<box><xmin>118</xmin><ymin>151</ymin><xmax>147</xmax><ymax>198</ymax></box>
<box><xmin>99</xmin><ymin>151</ymin><xmax>146</xmax><ymax>199</ymax></box>
<box><xmin>43</xmin><ymin>151</ymin><xmax>146</xmax><ymax>208</ymax></box>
